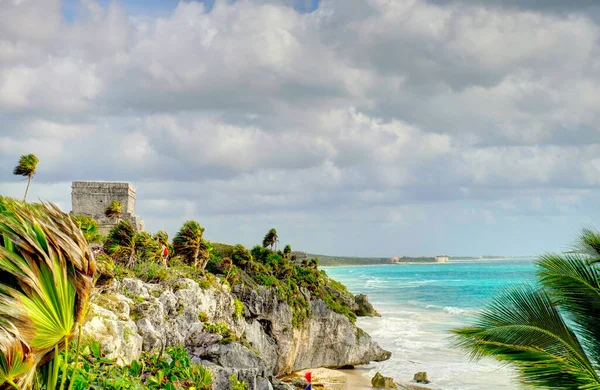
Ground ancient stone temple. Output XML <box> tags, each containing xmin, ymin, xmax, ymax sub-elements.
<box><xmin>71</xmin><ymin>181</ymin><xmax>145</xmax><ymax>235</ymax></box>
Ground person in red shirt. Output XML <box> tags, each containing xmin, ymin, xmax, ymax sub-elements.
<box><xmin>161</xmin><ymin>244</ymin><xmax>169</xmax><ymax>266</ymax></box>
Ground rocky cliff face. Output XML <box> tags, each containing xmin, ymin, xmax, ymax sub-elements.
<box><xmin>84</xmin><ymin>277</ymin><xmax>390</xmax><ymax>389</ymax></box>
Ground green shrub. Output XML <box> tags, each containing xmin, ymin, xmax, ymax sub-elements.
<box><xmin>251</xmin><ymin>245</ymin><xmax>270</xmax><ymax>264</ymax></box>
<box><xmin>104</xmin><ymin>200</ymin><xmax>122</xmax><ymax>218</ymax></box>
<box><xmin>212</xmin><ymin>242</ymin><xmax>235</xmax><ymax>258</ymax></box>
<box><xmin>203</xmin><ymin>321</ymin><xmax>235</xmax><ymax>344</ymax></box>
<box><xmin>95</xmin><ymin>253</ymin><xmax>115</xmax><ymax>286</ymax></box>
<box><xmin>135</xmin><ymin>231</ymin><xmax>160</xmax><ymax>262</ymax></box>
<box><xmin>234</xmin><ymin>299</ymin><xmax>245</xmax><ymax>319</ymax></box>
<box><xmin>229</xmin><ymin>374</ymin><xmax>249</xmax><ymax>390</ymax></box>
<box><xmin>231</xmin><ymin>244</ymin><xmax>252</xmax><ymax>268</ymax></box>
<box><xmin>71</xmin><ymin>214</ymin><xmax>104</xmax><ymax>243</ymax></box>
<box><xmin>132</xmin><ymin>261</ymin><xmax>171</xmax><ymax>283</ymax></box>
<box><xmin>64</xmin><ymin>342</ymin><xmax>212</xmax><ymax>389</ymax></box>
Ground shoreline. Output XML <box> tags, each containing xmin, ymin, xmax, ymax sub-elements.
<box><xmin>339</xmin><ymin>367</ymin><xmax>375</xmax><ymax>389</ymax></box>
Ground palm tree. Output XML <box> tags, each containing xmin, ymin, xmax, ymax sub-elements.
<box><xmin>0</xmin><ymin>197</ymin><xmax>95</xmax><ymax>389</ymax></box>
<box><xmin>104</xmin><ymin>220</ymin><xmax>137</xmax><ymax>268</ymax></box>
<box><xmin>262</xmin><ymin>228</ymin><xmax>278</xmax><ymax>250</ymax></box>
<box><xmin>283</xmin><ymin>245</ymin><xmax>292</xmax><ymax>259</ymax></box>
<box><xmin>452</xmin><ymin>228</ymin><xmax>600</xmax><ymax>389</ymax></box>
<box><xmin>173</xmin><ymin>220</ymin><xmax>206</xmax><ymax>270</ymax></box>
<box><xmin>12</xmin><ymin>154</ymin><xmax>39</xmax><ymax>201</ymax></box>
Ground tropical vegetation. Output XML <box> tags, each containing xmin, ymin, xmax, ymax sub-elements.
<box><xmin>64</xmin><ymin>343</ymin><xmax>211</xmax><ymax>390</ymax></box>
<box><xmin>452</xmin><ymin>228</ymin><xmax>600</xmax><ymax>389</ymax></box>
<box><xmin>12</xmin><ymin>154</ymin><xmax>39</xmax><ymax>202</ymax></box>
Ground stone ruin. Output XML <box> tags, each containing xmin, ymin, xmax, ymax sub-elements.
<box><xmin>71</xmin><ymin>181</ymin><xmax>145</xmax><ymax>236</ymax></box>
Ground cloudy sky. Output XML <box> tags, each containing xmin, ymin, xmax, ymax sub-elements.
<box><xmin>1</xmin><ymin>0</ymin><xmax>600</xmax><ymax>257</ymax></box>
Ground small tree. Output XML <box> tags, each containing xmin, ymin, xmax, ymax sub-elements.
<box><xmin>104</xmin><ymin>220</ymin><xmax>137</xmax><ymax>268</ymax></box>
<box><xmin>105</xmin><ymin>200</ymin><xmax>122</xmax><ymax>218</ymax></box>
<box><xmin>283</xmin><ymin>244</ymin><xmax>292</xmax><ymax>259</ymax></box>
<box><xmin>13</xmin><ymin>154</ymin><xmax>39</xmax><ymax>201</ymax></box>
<box><xmin>262</xmin><ymin>228</ymin><xmax>278</xmax><ymax>250</ymax></box>
<box><xmin>173</xmin><ymin>220</ymin><xmax>206</xmax><ymax>270</ymax></box>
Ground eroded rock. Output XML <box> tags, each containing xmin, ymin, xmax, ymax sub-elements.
<box><xmin>371</xmin><ymin>372</ymin><xmax>397</xmax><ymax>389</ymax></box>
<box><xmin>355</xmin><ymin>294</ymin><xmax>381</xmax><ymax>317</ymax></box>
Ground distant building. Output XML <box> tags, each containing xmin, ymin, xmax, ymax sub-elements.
<box><xmin>71</xmin><ymin>181</ymin><xmax>145</xmax><ymax>235</ymax></box>
<box><xmin>390</xmin><ymin>256</ymin><xmax>400</xmax><ymax>264</ymax></box>
<box><xmin>435</xmin><ymin>255</ymin><xmax>449</xmax><ymax>263</ymax></box>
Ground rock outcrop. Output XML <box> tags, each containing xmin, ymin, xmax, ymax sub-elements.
<box><xmin>371</xmin><ymin>372</ymin><xmax>397</xmax><ymax>389</ymax></box>
<box><xmin>355</xmin><ymin>294</ymin><xmax>381</xmax><ymax>317</ymax></box>
<box><xmin>413</xmin><ymin>372</ymin><xmax>429</xmax><ymax>384</ymax></box>
<box><xmin>83</xmin><ymin>277</ymin><xmax>390</xmax><ymax>389</ymax></box>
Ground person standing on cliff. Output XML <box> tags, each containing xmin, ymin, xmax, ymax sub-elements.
<box><xmin>161</xmin><ymin>244</ymin><xmax>169</xmax><ymax>266</ymax></box>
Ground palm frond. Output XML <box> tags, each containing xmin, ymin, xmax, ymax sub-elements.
<box><xmin>0</xmin><ymin>197</ymin><xmax>95</xmax><ymax>388</ymax></box>
<box><xmin>12</xmin><ymin>155</ymin><xmax>39</xmax><ymax>177</ymax></box>
<box><xmin>575</xmin><ymin>229</ymin><xmax>600</xmax><ymax>261</ymax></box>
<box><xmin>538</xmin><ymin>252</ymin><xmax>600</xmax><ymax>366</ymax></box>
<box><xmin>0</xmin><ymin>334</ymin><xmax>34</xmax><ymax>389</ymax></box>
<box><xmin>451</xmin><ymin>283</ymin><xmax>600</xmax><ymax>389</ymax></box>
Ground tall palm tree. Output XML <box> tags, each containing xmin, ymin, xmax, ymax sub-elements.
<box><xmin>452</xmin><ymin>228</ymin><xmax>600</xmax><ymax>389</ymax></box>
<box><xmin>173</xmin><ymin>220</ymin><xmax>205</xmax><ymax>270</ymax></box>
<box><xmin>12</xmin><ymin>154</ymin><xmax>39</xmax><ymax>202</ymax></box>
<box><xmin>0</xmin><ymin>197</ymin><xmax>95</xmax><ymax>389</ymax></box>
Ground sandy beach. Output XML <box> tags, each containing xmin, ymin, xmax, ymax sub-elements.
<box><xmin>340</xmin><ymin>367</ymin><xmax>376</xmax><ymax>389</ymax></box>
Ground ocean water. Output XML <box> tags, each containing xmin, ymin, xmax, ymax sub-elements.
<box><xmin>324</xmin><ymin>258</ymin><xmax>538</xmax><ymax>389</ymax></box>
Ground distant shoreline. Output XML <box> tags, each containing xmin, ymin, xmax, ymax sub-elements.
<box><xmin>315</xmin><ymin>254</ymin><xmax>535</xmax><ymax>267</ymax></box>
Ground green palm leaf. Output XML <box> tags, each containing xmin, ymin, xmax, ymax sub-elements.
<box><xmin>538</xmin><ymin>252</ymin><xmax>600</xmax><ymax>366</ymax></box>
<box><xmin>452</xmin><ymin>284</ymin><xmax>600</xmax><ymax>389</ymax></box>
<box><xmin>0</xmin><ymin>335</ymin><xmax>34</xmax><ymax>389</ymax></box>
<box><xmin>0</xmin><ymin>197</ymin><xmax>96</xmax><ymax>388</ymax></box>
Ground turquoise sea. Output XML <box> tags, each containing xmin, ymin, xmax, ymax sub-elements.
<box><xmin>325</xmin><ymin>258</ymin><xmax>538</xmax><ymax>390</ymax></box>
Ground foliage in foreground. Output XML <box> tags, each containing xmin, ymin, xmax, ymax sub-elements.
<box><xmin>65</xmin><ymin>343</ymin><xmax>211</xmax><ymax>390</ymax></box>
<box><xmin>452</xmin><ymin>228</ymin><xmax>600</xmax><ymax>389</ymax></box>
<box><xmin>0</xmin><ymin>197</ymin><xmax>95</xmax><ymax>389</ymax></box>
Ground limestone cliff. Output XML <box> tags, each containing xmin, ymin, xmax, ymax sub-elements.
<box><xmin>84</xmin><ymin>277</ymin><xmax>390</xmax><ymax>390</ymax></box>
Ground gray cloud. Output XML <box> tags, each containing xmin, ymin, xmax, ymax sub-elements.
<box><xmin>1</xmin><ymin>0</ymin><xmax>599</xmax><ymax>256</ymax></box>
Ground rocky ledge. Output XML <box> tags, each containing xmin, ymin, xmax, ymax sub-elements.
<box><xmin>83</xmin><ymin>277</ymin><xmax>390</xmax><ymax>389</ymax></box>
